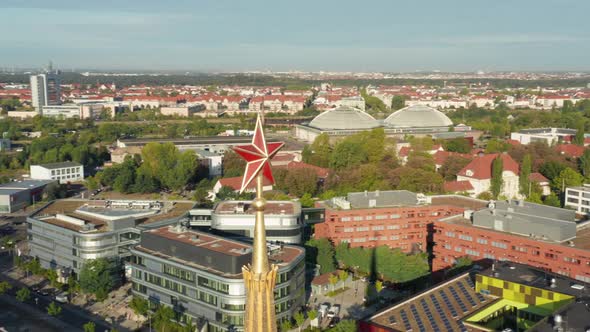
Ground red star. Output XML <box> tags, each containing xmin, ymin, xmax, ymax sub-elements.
<box><xmin>233</xmin><ymin>114</ymin><xmax>284</xmax><ymax>193</ymax></box>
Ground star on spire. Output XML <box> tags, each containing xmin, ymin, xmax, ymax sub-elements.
<box><xmin>233</xmin><ymin>114</ymin><xmax>284</xmax><ymax>193</ymax></box>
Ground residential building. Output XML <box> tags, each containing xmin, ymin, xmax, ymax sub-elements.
<box><xmin>510</xmin><ymin>128</ymin><xmax>576</xmax><ymax>146</ymax></box>
<box><xmin>27</xmin><ymin>199</ymin><xmax>193</xmax><ymax>277</ymax></box>
<box><xmin>30</xmin><ymin>161</ymin><xmax>84</xmax><ymax>183</ymax></box>
<box><xmin>129</xmin><ymin>225</ymin><xmax>305</xmax><ymax>332</ymax></box>
<box><xmin>212</xmin><ymin>176</ymin><xmax>273</xmax><ymax>196</ymax></box>
<box><xmin>432</xmin><ymin>199</ymin><xmax>590</xmax><ymax>283</ymax></box>
<box><xmin>456</xmin><ymin>153</ymin><xmax>520</xmax><ymax>198</ymax></box>
<box><xmin>195</xmin><ymin>149</ymin><xmax>223</xmax><ymax>178</ymax></box>
<box><xmin>565</xmin><ymin>184</ymin><xmax>590</xmax><ymax>214</ymax></box>
<box><xmin>313</xmin><ymin>191</ymin><xmax>477</xmax><ymax>253</ymax></box>
<box><xmin>362</xmin><ymin>263</ymin><xmax>590</xmax><ymax>332</ymax></box>
<box><xmin>208</xmin><ymin>201</ymin><xmax>303</xmax><ymax>244</ymax></box>
<box><xmin>0</xmin><ymin>180</ymin><xmax>55</xmax><ymax>213</ymax></box>
<box><xmin>30</xmin><ymin>69</ymin><xmax>61</xmax><ymax>113</ymax></box>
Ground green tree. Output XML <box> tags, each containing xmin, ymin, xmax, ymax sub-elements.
<box><xmin>326</xmin><ymin>319</ymin><xmax>357</xmax><ymax>332</ymax></box>
<box><xmin>579</xmin><ymin>149</ymin><xmax>590</xmax><ymax>177</ymax></box>
<box><xmin>574</xmin><ymin>123</ymin><xmax>585</xmax><ymax>146</ymax></box>
<box><xmin>375</xmin><ymin>280</ymin><xmax>383</xmax><ymax>294</ymax></box>
<box><xmin>0</xmin><ymin>281</ymin><xmax>12</xmax><ymax>295</ymax></box>
<box><xmin>338</xmin><ymin>270</ymin><xmax>349</xmax><ymax>289</ymax></box>
<box><xmin>153</xmin><ymin>305</ymin><xmax>176</xmax><ymax>332</ymax></box>
<box><xmin>440</xmin><ymin>155</ymin><xmax>471</xmax><ymax>181</ymax></box>
<box><xmin>277</xmin><ymin>168</ymin><xmax>318</xmax><ymax>197</ymax></box>
<box><xmin>540</xmin><ymin>160</ymin><xmax>567</xmax><ymax>181</ymax></box>
<box><xmin>47</xmin><ymin>302</ymin><xmax>62</xmax><ymax>316</ymax></box>
<box><xmin>552</xmin><ymin>167</ymin><xmax>584</xmax><ymax>193</ymax></box>
<box><xmin>308</xmin><ymin>309</ymin><xmax>318</xmax><ymax>321</ymax></box>
<box><xmin>391</xmin><ymin>95</ymin><xmax>407</xmax><ymax>110</ymax></box>
<box><xmin>329</xmin><ymin>274</ymin><xmax>338</xmax><ymax>291</ymax></box>
<box><xmin>280</xmin><ymin>319</ymin><xmax>293</xmax><ymax>332</ymax></box>
<box><xmin>519</xmin><ymin>154</ymin><xmax>532</xmax><ymax>196</ymax></box>
<box><xmin>308</xmin><ymin>133</ymin><xmax>331</xmax><ymax>167</ymax></box>
<box><xmin>300</xmin><ymin>193</ymin><xmax>315</xmax><ymax>208</ymax></box>
<box><xmin>78</xmin><ymin>258</ymin><xmax>116</xmax><ymax>301</ymax></box>
<box><xmin>16</xmin><ymin>287</ymin><xmax>31</xmax><ymax>302</ymax></box>
<box><xmin>544</xmin><ymin>192</ymin><xmax>561</xmax><ymax>207</ymax></box>
<box><xmin>491</xmin><ymin>156</ymin><xmax>504</xmax><ymax>199</ymax></box>
<box><xmin>294</xmin><ymin>310</ymin><xmax>305</xmax><ymax>331</ymax></box>
<box><xmin>305</xmin><ymin>238</ymin><xmax>336</xmax><ymax>274</ymax></box>
<box><xmin>43</xmin><ymin>182</ymin><xmax>67</xmax><ymax>201</ymax></box>
<box><xmin>485</xmin><ymin>139</ymin><xmax>509</xmax><ymax>153</ymax></box>
<box><xmin>444</xmin><ymin>138</ymin><xmax>471</xmax><ymax>153</ymax></box>
<box><xmin>222</xmin><ymin>150</ymin><xmax>245</xmax><ymax>177</ymax></box>
<box><xmin>129</xmin><ymin>296</ymin><xmax>150</xmax><ymax>316</ymax></box>
<box><xmin>83</xmin><ymin>321</ymin><xmax>96</xmax><ymax>332</ymax></box>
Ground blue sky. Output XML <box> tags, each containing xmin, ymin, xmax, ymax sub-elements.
<box><xmin>1</xmin><ymin>0</ymin><xmax>588</xmax><ymax>72</ymax></box>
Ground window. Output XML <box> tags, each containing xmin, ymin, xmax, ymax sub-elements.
<box><xmin>365</xmin><ymin>216</ymin><xmax>373</xmax><ymax>221</ymax></box>
<box><xmin>197</xmin><ymin>290</ymin><xmax>218</xmax><ymax>306</ymax></box>
<box><xmin>465</xmin><ymin>249</ymin><xmax>480</xmax><ymax>257</ymax></box>
<box><xmin>163</xmin><ymin>264</ymin><xmax>195</xmax><ymax>282</ymax></box>
<box><xmin>341</xmin><ymin>217</ymin><xmax>351</xmax><ymax>222</ymax></box>
<box><xmin>444</xmin><ymin>244</ymin><xmax>451</xmax><ymax>249</ymax></box>
<box><xmin>356</xmin><ymin>227</ymin><xmax>369</xmax><ymax>232</ymax></box>
<box><xmin>454</xmin><ymin>247</ymin><xmax>462</xmax><ymax>252</ymax></box>
<box><xmin>459</xmin><ymin>234</ymin><xmax>473</xmax><ymax>241</ymax></box>
<box><xmin>484</xmin><ymin>253</ymin><xmax>495</xmax><ymax>259</ymax></box>
<box><xmin>477</xmin><ymin>238</ymin><xmax>488</xmax><ymax>245</ymax></box>
<box><xmin>390</xmin><ymin>214</ymin><xmax>401</xmax><ymax>219</ymax></box>
<box><xmin>353</xmin><ymin>238</ymin><xmax>366</xmax><ymax>243</ymax></box>
<box><xmin>445</xmin><ymin>231</ymin><xmax>456</xmax><ymax>238</ymax></box>
<box><xmin>387</xmin><ymin>225</ymin><xmax>400</xmax><ymax>230</ymax></box>
<box><xmin>492</xmin><ymin>241</ymin><xmax>507</xmax><ymax>249</ymax></box>
<box><xmin>375</xmin><ymin>215</ymin><xmax>387</xmax><ymax>220</ymax></box>
<box><xmin>353</xmin><ymin>216</ymin><xmax>363</xmax><ymax>221</ymax></box>
<box><xmin>390</xmin><ymin>235</ymin><xmax>399</xmax><ymax>240</ymax></box>
<box><xmin>198</xmin><ymin>276</ymin><xmax>229</xmax><ymax>294</ymax></box>
<box><xmin>372</xmin><ymin>226</ymin><xmax>384</xmax><ymax>231</ymax></box>
<box><xmin>221</xmin><ymin>303</ymin><xmax>245</xmax><ymax>311</ymax></box>
<box><xmin>343</xmin><ymin>228</ymin><xmax>354</xmax><ymax>233</ymax></box>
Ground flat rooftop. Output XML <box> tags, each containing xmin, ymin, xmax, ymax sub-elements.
<box><xmin>429</xmin><ymin>195</ymin><xmax>488</xmax><ymax>210</ymax></box>
<box><xmin>367</xmin><ymin>273</ymin><xmax>492</xmax><ymax>332</ymax></box>
<box><xmin>118</xmin><ymin>136</ymin><xmax>279</xmax><ymax>147</ymax></box>
<box><xmin>32</xmin><ymin>200</ymin><xmax>194</xmax><ymax>232</ymax></box>
<box><xmin>438</xmin><ymin>215</ymin><xmax>590</xmax><ymax>250</ymax></box>
<box><xmin>0</xmin><ymin>179</ymin><xmax>55</xmax><ymax>195</ymax></box>
<box><xmin>33</xmin><ymin>161</ymin><xmax>82</xmax><ymax>169</ymax></box>
<box><xmin>214</xmin><ymin>201</ymin><xmax>299</xmax><ymax>216</ymax></box>
<box><xmin>135</xmin><ymin>225</ymin><xmax>304</xmax><ymax>277</ymax></box>
<box><xmin>479</xmin><ymin>262</ymin><xmax>589</xmax><ymax>298</ymax></box>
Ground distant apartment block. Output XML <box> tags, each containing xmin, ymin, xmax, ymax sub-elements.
<box><xmin>30</xmin><ymin>70</ymin><xmax>61</xmax><ymax>113</ymax></box>
<box><xmin>129</xmin><ymin>225</ymin><xmax>305</xmax><ymax>332</ymax></box>
<box><xmin>30</xmin><ymin>162</ymin><xmax>84</xmax><ymax>183</ymax></box>
<box><xmin>565</xmin><ymin>184</ymin><xmax>590</xmax><ymax>214</ymax></box>
<box><xmin>510</xmin><ymin>128</ymin><xmax>577</xmax><ymax>145</ymax></box>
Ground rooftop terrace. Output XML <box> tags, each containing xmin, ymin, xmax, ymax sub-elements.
<box><xmin>214</xmin><ymin>201</ymin><xmax>299</xmax><ymax>216</ymax></box>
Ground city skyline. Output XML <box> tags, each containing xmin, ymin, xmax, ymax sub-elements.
<box><xmin>1</xmin><ymin>0</ymin><xmax>589</xmax><ymax>72</ymax></box>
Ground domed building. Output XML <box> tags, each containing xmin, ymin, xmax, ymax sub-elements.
<box><xmin>295</xmin><ymin>104</ymin><xmax>464</xmax><ymax>143</ymax></box>
<box><xmin>384</xmin><ymin>105</ymin><xmax>453</xmax><ymax>134</ymax></box>
<box><xmin>295</xmin><ymin>106</ymin><xmax>380</xmax><ymax>142</ymax></box>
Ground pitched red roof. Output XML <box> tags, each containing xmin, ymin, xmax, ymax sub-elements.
<box><xmin>555</xmin><ymin>144</ymin><xmax>585</xmax><ymax>158</ymax></box>
<box><xmin>529</xmin><ymin>172</ymin><xmax>549</xmax><ymax>183</ymax></box>
<box><xmin>311</xmin><ymin>271</ymin><xmax>339</xmax><ymax>286</ymax></box>
<box><xmin>506</xmin><ymin>139</ymin><xmax>521</xmax><ymax>146</ymax></box>
<box><xmin>398</xmin><ymin>146</ymin><xmax>411</xmax><ymax>158</ymax></box>
<box><xmin>287</xmin><ymin>161</ymin><xmax>330</xmax><ymax>178</ymax></box>
<box><xmin>457</xmin><ymin>153</ymin><xmax>519</xmax><ymax>180</ymax></box>
<box><xmin>444</xmin><ymin>180</ymin><xmax>474</xmax><ymax>192</ymax></box>
<box><xmin>218</xmin><ymin>176</ymin><xmax>272</xmax><ymax>191</ymax></box>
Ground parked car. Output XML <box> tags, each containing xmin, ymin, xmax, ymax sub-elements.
<box><xmin>329</xmin><ymin>317</ymin><xmax>340</xmax><ymax>328</ymax></box>
<box><xmin>327</xmin><ymin>304</ymin><xmax>340</xmax><ymax>319</ymax></box>
<box><xmin>55</xmin><ymin>292</ymin><xmax>68</xmax><ymax>303</ymax></box>
<box><xmin>37</xmin><ymin>288</ymin><xmax>51</xmax><ymax>296</ymax></box>
<box><xmin>319</xmin><ymin>302</ymin><xmax>330</xmax><ymax>318</ymax></box>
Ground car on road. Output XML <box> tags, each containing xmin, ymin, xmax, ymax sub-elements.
<box><xmin>55</xmin><ymin>292</ymin><xmax>69</xmax><ymax>303</ymax></box>
<box><xmin>36</xmin><ymin>288</ymin><xmax>51</xmax><ymax>296</ymax></box>
<box><xmin>327</xmin><ymin>304</ymin><xmax>340</xmax><ymax>319</ymax></box>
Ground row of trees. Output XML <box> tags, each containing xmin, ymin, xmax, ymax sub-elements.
<box><xmin>306</xmin><ymin>238</ymin><xmax>429</xmax><ymax>283</ymax></box>
<box><xmin>93</xmin><ymin>143</ymin><xmax>205</xmax><ymax>193</ymax></box>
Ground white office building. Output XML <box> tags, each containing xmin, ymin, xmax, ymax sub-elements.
<box><xmin>565</xmin><ymin>184</ymin><xmax>590</xmax><ymax>214</ymax></box>
<box><xmin>30</xmin><ymin>162</ymin><xmax>84</xmax><ymax>183</ymax></box>
<box><xmin>30</xmin><ymin>70</ymin><xmax>61</xmax><ymax>113</ymax></box>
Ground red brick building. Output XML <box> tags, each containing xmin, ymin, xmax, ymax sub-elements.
<box><xmin>314</xmin><ymin>191</ymin><xmax>479</xmax><ymax>253</ymax></box>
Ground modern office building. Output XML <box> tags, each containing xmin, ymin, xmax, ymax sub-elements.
<box><xmin>314</xmin><ymin>191</ymin><xmax>483</xmax><ymax>253</ymax></box>
<box><xmin>510</xmin><ymin>128</ymin><xmax>577</xmax><ymax>145</ymax></box>
<box><xmin>41</xmin><ymin>105</ymin><xmax>82</xmax><ymax>118</ymax></box>
<box><xmin>30</xmin><ymin>69</ymin><xmax>61</xmax><ymax>113</ymax></box>
<box><xmin>362</xmin><ymin>263</ymin><xmax>590</xmax><ymax>331</ymax></box>
<box><xmin>565</xmin><ymin>184</ymin><xmax>590</xmax><ymax>214</ymax></box>
<box><xmin>433</xmin><ymin>199</ymin><xmax>590</xmax><ymax>283</ymax></box>
<box><xmin>30</xmin><ymin>161</ymin><xmax>84</xmax><ymax>183</ymax></box>
<box><xmin>27</xmin><ymin>199</ymin><xmax>193</xmax><ymax>276</ymax></box>
<box><xmin>0</xmin><ymin>180</ymin><xmax>55</xmax><ymax>213</ymax></box>
<box><xmin>129</xmin><ymin>225</ymin><xmax>305</xmax><ymax>332</ymax></box>
<box><xmin>187</xmin><ymin>200</ymin><xmax>303</xmax><ymax>244</ymax></box>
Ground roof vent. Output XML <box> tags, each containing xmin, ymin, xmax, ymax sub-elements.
<box><xmin>550</xmin><ymin>278</ymin><xmax>557</xmax><ymax>288</ymax></box>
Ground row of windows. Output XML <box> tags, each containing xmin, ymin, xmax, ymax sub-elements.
<box><xmin>144</xmin><ymin>272</ymin><xmax>187</xmax><ymax>295</ymax></box>
<box><xmin>459</xmin><ymin>234</ymin><xmax>473</xmax><ymax>241</ymax></box>
<box><xmin>339</xmin><ymin>212</ymin><xmax>442</xmax><ymax>222</ymax></box>
<box><xmin>492</xmin><ymin>241</ymin><xmax>508</xmax><ymax>249</ymax></box>
<box><xmin>465</xmin><ymin>249</ymin><xmax>480</xmax><ymax>257</ymax></box>
<box><xmin>198</xmin><ymin>276</ymin><xmax>229</xmax><ymax>294</ymax></box>
<box><xmin>163</xmin><ymin>264</ymin><xmax>195</xmax><ymax>283</ymax></box>
<box><xmin>50</xmin><ymin>167</ymin><xmax>80</xmax><ymax>175</ymax></box>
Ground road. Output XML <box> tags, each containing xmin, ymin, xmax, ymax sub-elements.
<box><xmin>0</xmin><ymin>249</ymin><xmax>112</xmax><ymax>331</ymax></box>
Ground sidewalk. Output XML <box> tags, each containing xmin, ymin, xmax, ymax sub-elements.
<box><xmin>0</xmin><ymin>293</ymin><xmax>78</xmax><ymax>331</ymax></box>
